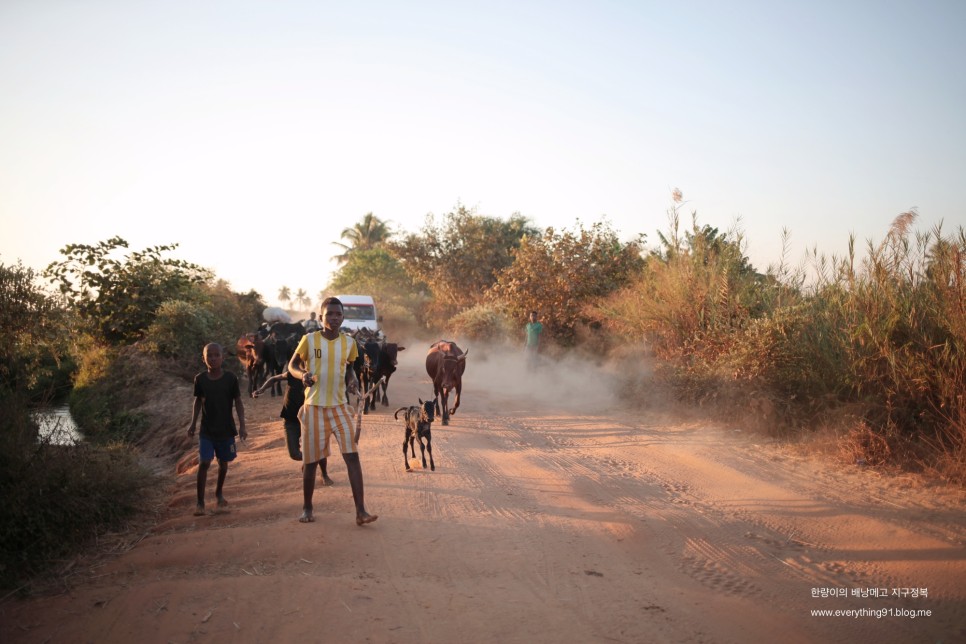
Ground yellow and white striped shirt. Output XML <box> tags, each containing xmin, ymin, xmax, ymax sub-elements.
<box><xmin>294</xmin><ymin>332</ymin><xmax>358</xmax><ymax>407</ymax></box>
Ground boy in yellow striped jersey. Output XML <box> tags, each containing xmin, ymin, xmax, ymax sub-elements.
<box><xmin>287</xmin><ymin>297</ymin><xmax>378</xmax><ymax>526</ymax></box>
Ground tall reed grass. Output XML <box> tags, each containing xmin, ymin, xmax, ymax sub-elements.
<box><xmin>602</xmin><ymin>204</ymin><xmax>965</xmax><ymax>483</ymax></box>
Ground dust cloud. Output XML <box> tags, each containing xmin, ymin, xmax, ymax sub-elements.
<box><xmin>432</xmin><ymin>341</ymin><xmax>623</xmax><ymax>414</ymax></box>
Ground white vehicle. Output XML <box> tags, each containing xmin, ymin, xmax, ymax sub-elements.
<box><xmin>333</xmin><ymin>295</ymin><xmax>380</xmax><ymax>333</ymax></box>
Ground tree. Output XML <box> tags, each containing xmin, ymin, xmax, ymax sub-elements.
<box><xmin>44</xmin><ymin>237</ymin><xmax>209</xmax><ymax>345</ymax></box>
<box><xmin>332</xmin><ymin>212</ymin><xmax>391</xmax><ymax>265</ymax></box>
<box><xmin>329</xmin><ymin>248</ymin><xmax>422</xmax><ymax>302</ymax></box>
<box><xmin>387</xmin><ymin>204</ymin><xmax>538</xmax><ymax>318</ymax></box>
<box><xmin>491</xmin><ymin>220</ymin><xmax>643</xmax><ymax>344</ymax></box>
<box><xmin>278</xmin><ymin>286</ymin><xmax>291</xmax><ymax>307</ymax></box>
<box><xmin>295</xmin><ymin>288</ymin><xmax>311</xmax><ymax>311</ymax></box>
<box><xmin>0</xmin><ymin>260</ymin><xmax>70</xmax><ymax>396</ymax></box>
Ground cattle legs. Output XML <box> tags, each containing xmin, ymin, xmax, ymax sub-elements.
<box><xmin>404</xmin><ymin>428</ymin><xmax>435</xmax><ymax>471</ymax></box>
<box><xmin>451</xmin><ymin>384</ymin><xmax>462</xmax><ymax>417</ymax></box>
<box><xmin>419</xmin><ymin>432</ymin><xmax>434</xmax><ymax>471</ymax></box>
<box><xmin>436</xmin><ymin>388</ymin><xmax>458</xmax><ymax>426</ymax></box>
<box><xmin>379</xmin><ymin>378</ymin><xmax>391</xmax><ymax>407</ymax></box>
<box><xmin>434</xmin><ymin>390</ymin><xmax>449</xmax><ymax>426</ymax></box>
<box><xmin>403</xmin><ymin>431</ymin><xmax>414</xmax><ymax>469</ymax></box>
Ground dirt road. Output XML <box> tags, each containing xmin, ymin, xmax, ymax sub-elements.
<box><xmin>3</xmin><ymin>347</ymin><xmax>965</xmax><ymax>643</ymax></box>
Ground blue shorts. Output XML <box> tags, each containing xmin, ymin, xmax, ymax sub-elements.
<box><xmin>199</xmin><ymin>436</ymin><xmax>237</xmax><ymax>463</ymax></box>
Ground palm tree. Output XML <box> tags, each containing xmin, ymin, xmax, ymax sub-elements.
<box><xmin>332</xmin><ymin>212</ymin><xmax>391</xmax><ymax>265</ymax></box>
<box><xmin>295</xmin><ymin>288</ymin><xmax>310</xmax><ymax>311</ymax></box>
<box><xmin>278</xmin><ymin>286</ymin><xmax>291</xmax><ymax>307</ymax></box>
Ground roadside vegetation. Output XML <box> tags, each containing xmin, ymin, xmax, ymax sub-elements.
<box><xmin>338</xmin><ymin>196</ymin><xmax>965</xmax><ymax>484</ymax></box>
<box><xmin>597</xmin><ymin>197</ymin><xmax>964</xmax><ymax>484</ymax></box>
<box><xmin>0</xmin><ymin>241</ymin><xmax>263</xmax><ymax>592</ymax></box>
<box><xmin>1</xmin><ymin>192</ymin><xmax>962</xmax><ymax>591</ymax></box>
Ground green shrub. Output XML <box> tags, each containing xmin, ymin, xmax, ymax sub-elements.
<box><xmin>44</xmin><ymin>237</ymin><xmax>210</xmax><ymax>345</ymax></box>
<box><xmin>0</xmin><ymin>260</ymin><xmax>73</xmax><ymax>401</ymax></box>
<box><xmin>142</xmin><ymin>300</ymin><xmax>218</xmax><ymax>361</ymax></box>
<box><xmin>197</xmin><ymin>280</ymin><xmax>265</xmax><ymax>346</ymax></box>
<box><xmin>70</xmin><ymin>345</ymin><xmax>155</xmax><ymax>444</ymax></box>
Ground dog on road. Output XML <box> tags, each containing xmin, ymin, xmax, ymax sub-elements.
<box><xmin>395</xmin><ymin>398</ymin><xmax>436</xmax><ymax>471</ymax></box>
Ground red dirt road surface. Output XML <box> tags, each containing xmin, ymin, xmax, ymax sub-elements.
<box><xmin>2</xmin><ymin>347</ymin><xmax>965</xmax><ymax>643</ymax></box>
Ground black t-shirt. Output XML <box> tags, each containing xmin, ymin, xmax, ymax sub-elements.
<box><xmin>280</xmin><ymin>372</ymin><xmax>305</xmax><ymax>421</ymax></box>
<box><xmin>193</xmin><ymin>371</ymin><xmax>240</xmax><ymax>440</ymax></box>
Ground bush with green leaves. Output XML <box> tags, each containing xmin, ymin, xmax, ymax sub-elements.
<box><xmin>68</xmin><ymin>344</ymin><xmax>153</xmax><ymax>443</ymax></box>
<box><xmin>387</xmin><ymin>205</ymin><xmax>538</xmax><ymax>322</ymax></box>
<box><xmin>0</xmin><ymin>259</ymin><xmax>73</xmax><ymax>401</ymax></box>
<box><xmin>328</xmin><ymin>248</ymin><xmax>425</xmax><ymax>311</ymax></box>
<box><xmin>202</xmin><ymin>280</ymin><xmax>265</xmax><ymax>339</ymax></box>
<box><xmin>44</xmin><ymin>237</ymin><xmax>211</xmax><ymax>345</ymax></box>
<box><xmin>142</xmin><ymin>300</ymin><xmax>218</xmax><ymax>360</ymax></box>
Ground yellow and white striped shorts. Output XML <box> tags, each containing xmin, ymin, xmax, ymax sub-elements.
<box><xmin>298</xmin><ymin>403</ymin><xmax>357</xmax><ymax>464</ymax></box>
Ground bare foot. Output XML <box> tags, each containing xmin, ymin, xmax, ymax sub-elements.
<box><xmin>217</xmin><ymin>495</ymin><xmax>229</xmax><ymax>508</ymax></box>
<box><xmin>299</xmin><ymin>509</ymin><xmax>314</xmax><ymax>523</ymax></box>
<box><xmin>193</xmin><ymin>504</ymin><xmax>206</xmax><ymax>516</ymax></box>
<box><xmin>356</xmin><ymin>512</ymin><xmax>378</xmax><ymax>526</ymax></box>
<box><xmin>321</xmin><ymin>476</ymin><xmax>335</xmax><ymax>486</ymax></box>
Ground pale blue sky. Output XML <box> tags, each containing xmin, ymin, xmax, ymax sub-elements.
<box><xmin>2</xmin><ymin>1</ymin><xmax>963</xmax><ymax>308</ymax></box>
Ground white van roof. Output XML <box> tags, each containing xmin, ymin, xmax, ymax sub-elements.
<box><xmin>334</xmin><ymin>294</ymin><xmax>374</xmax><ymax>304</ymax></box>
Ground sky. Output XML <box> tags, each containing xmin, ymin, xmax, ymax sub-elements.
<box><xmin>2</xmin><ymin>0</ymin><xmax>964</xmax><ymax>309</ymax></box>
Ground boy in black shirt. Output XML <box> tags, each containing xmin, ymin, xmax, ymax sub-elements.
<box><xmin>187</xmin><ymin>343</ymin><xmax>247</xmax><ymax>516</ymax></box>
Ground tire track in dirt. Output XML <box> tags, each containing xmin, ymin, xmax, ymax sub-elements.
<box><xmin>433</xmin><ymin>408</ymin><xmax>682</xmax><ymax>642</ymax></box>
<box><xmin>483</xmin><ymin>410</ymin><xmax>808</xmax><ymax>599</ymax></box>
<box><xmin>518</xmin><ymin>417</ymin><xmax>777</xmax><ymax>603</ymax></box>
<box><xmin>461</xmin><ymin>402</ymin><xmax>963</xmax><ymax>642</ymax></box>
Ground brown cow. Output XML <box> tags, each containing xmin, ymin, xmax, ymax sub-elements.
<box><xmin>425</xmin><ymin>340</ymin><xmax>467</xmax><ymax>426</ymax></box>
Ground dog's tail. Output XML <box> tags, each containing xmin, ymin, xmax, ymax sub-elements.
<box><xmin>394</xmin><ymin>407</ymin><xmax>408</xmax><ymax>420</ymax></box>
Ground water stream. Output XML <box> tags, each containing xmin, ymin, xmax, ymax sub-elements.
<box><xmin>32</xmin><ymin>403</ymin><xmax>85</xmax><ymax>445</ymax></box>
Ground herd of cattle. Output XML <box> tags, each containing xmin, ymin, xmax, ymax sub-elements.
<box><xmin>235</xmin><ymin>322</ymin><xmax>467</xmax><ymax>426</ymax></box>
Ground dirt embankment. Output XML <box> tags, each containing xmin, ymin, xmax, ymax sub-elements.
<box><xmin>2</xmin><ymin>346</ymin><xmax>965</xmax><ymax>643</ymax></box>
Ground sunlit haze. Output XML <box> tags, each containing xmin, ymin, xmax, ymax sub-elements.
<box><xmin>2</xmin><ymin>1</ymin><xmax>964</xmax><ymax>309</ymax></box>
